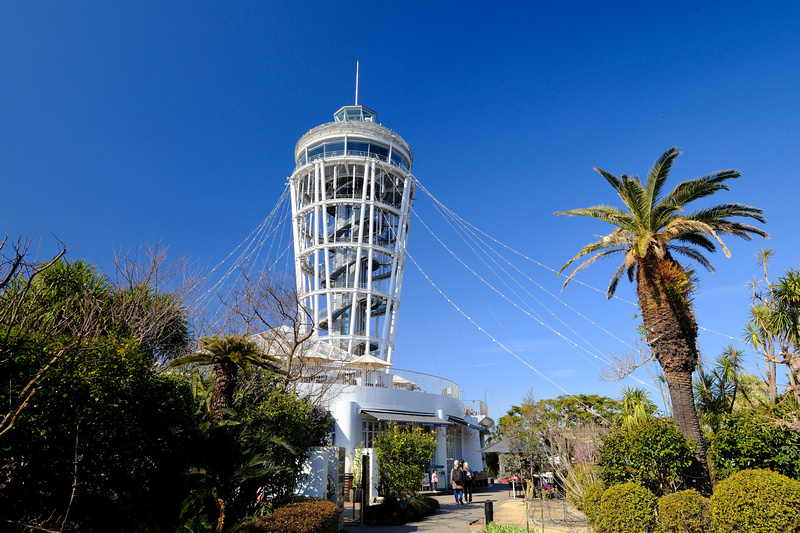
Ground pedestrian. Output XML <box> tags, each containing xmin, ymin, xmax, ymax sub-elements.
<box><xmin>450</xmin><ymin>460</ymin><xmax>464</xmax><ymax>504</ymax></box>
<box><xmin>463</xmin><ymin>461</ymin><xmax>474</xmax><ymax>502</ymax></box>
<box><xmin>431</xmin><ymin>468</ymin><xmax>439</xmax><ymax>492</ymax></box>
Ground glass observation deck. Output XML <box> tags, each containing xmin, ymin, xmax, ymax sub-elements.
<box><xmin>334</xmin><ymin>105</ymin><xmax>378</xmax><ymax>123</ymax></box>
<box><xmin>299</xmin><ymin>137</ymin><xmax>409</xmax><ymax>171</ymax></box>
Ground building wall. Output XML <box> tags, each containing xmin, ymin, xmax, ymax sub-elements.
<box><xmin>299</xmin><ymin>381</ymin><xmax>487</xmax><ymax>498</ymax></box>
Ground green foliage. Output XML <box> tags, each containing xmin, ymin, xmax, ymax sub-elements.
<box><xmin>597</xmin><ymin>417</ymin><xmax>694</xmax><ymax>495</ymax></box>
<box><xmin>497</xmin><ymin>392</ymin><xmax>548</xmax><ymax>479</ymax></box>
<box><xmin>373</xmin><ymin>493</ymin><xmax>440</xmax><ymax>524</ymax></box>
<box><xmin>711</xmin><ymin>469</ymin><xmax>800</xmax><ymax>533</ymax></box>
<box><xmin>350</xmin><ymin>441</ymin><xmax>366</xmax><ymax>487</ymax></box>
<box><xmin>485</xmin><ymin>451</ymin><xmax>499</xmax><ymax>477</ymax></box>
<box><xmin>594</xmin><ymin>482</ymin><xmax>656</xmax><ymax>533</ymax></box>
<box><xmin>408</xmin><ymin>494</ymin><xmax>440</xmax><ymax>517</ymax></box>
<box><xmin>481</xmin><ymin>523</ymin><xmax>539</xmax><ymax>533</ymax></box>
<box><xmin>536</xmin><ymin>394</ymin><xmax>620</xmax><ymax>427</ymax></box>
<box><xmin>237</xmin><ymin>499</ymin><xmax>340</xmax><ymax>533</ymax></box>
<box><xmin>657</xmin><ymin>489</ymin><xmax>711</xmax><ymax>533</ymax></box>
<box><xmin>373</xmin><ymin>424</ymin><xmax>437</xmax><ymax>500</ymax></box>
<box><xmin>708</xmin><ymin>408</ymin><xmax>800</xmax><ymax>479</ymax></box>
<box><xmin>175</xmin><ymin>369</ymin><xmax>334</xmax><ymax>531</ymax></box>
<box><xmin>580</xmin><ymin>480</ymin><xmax>605</xmax><ymax>526</ymax></box>
<box><xmin>617</xmin><ymin>386</ymin><xmax>658</xmax><ymax>428</ymax></box>
<box><xmin>0</xmin><ymin>258</ymin><xmax>196</xmax><ymax>532</ymax></box>
<box><xmin>238</xmin><ymin>382</ymin><xmax>334</xmax><ymax>502</ymax></box>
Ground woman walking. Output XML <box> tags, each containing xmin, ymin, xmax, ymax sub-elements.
<box><xmin>450</xmin><ymin>460</ymin><xmax>464</xmax><ymax>504</ymax></box>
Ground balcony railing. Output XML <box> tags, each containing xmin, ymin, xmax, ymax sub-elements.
<box><xmin>291</xmin><ymin>361</ymin><xmax>460</xmax><ymax>399</ymax></box>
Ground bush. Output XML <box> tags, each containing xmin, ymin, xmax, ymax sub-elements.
<box><xmin>368</xmin><ymin>493</ymin><xmax>440</xmax><ymax>524</ymax></box>
<box><xmin>481</xmin><ymin>524</ymin><xmax>537</xmax><ymax>533</ymax></box>
<box><xmin>408</xmin><ymin>494</ymin><xmax>440</xmax><ymax>517</ymax></box>
<box><xmin>594</xmin><ymin>482</ymin><xmax>656</xmax><ymax>533</ymax></box>
<box><xmin>597</xmin><ymin>418</ymin><xmax>693</xmax><ymax>495</ymax></box>
<box><xmin>373</xmin><ymin>424</ymin><xmax>437</xmax><ymax>499</ymax></box>
<box><xmin>708</xmin><ymin>411</ymin><xmax>800</xmax><ymax>480</ymax></box>
<box><xmin>238</xmin><ymin>499</ymin><xmax>339</xmax><ymax>533</ymax></box>
<box><xmin>581</xmin><ymin>480</ymin><xmax>605</xmax><ymax>526</ymax></box>
<box><xmin>658</xmin><ymin>489</ymin><xmax>711</xmax><ymax>533</ymax></box>
<box><xmin>711</xmin><ymin>468</ymin><xmax>800</xmax><ymax>533</ymax></box>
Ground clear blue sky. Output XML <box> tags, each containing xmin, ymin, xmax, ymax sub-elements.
<box><xmin>3</xmin><ymin>2</ymin><xmax>799</xmax><ymax>420</ymax></box>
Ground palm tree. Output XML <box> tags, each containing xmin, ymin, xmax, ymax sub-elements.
<box><xmin>557</xmin><ymin>147</ymin><xmax>767</xmax><ymax>482</ymax></box>
<box><xmin>169</xmin><ymin>335</ymin><xmax>282</xmax><ymax>421</ymax></box>
<box><xmin>693</xmin><ymin>345</ymin><xmax>764</xmax><ymax>432</ymax></box>
<box><xmin>618</xmin><ymin>386</ymin><xmax>658</xmax><ymax>428</ymax></box>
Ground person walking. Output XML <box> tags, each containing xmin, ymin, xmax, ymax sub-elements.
<box><xmin>431</xmin><ymin>468</ymin><xmax>439</xmax><ymax>492</ymax></box>
<box><xmin>463</xmin><ymin>461</ymin><xmax>474</xmax><ymax>502</ymax></box>
<box><xmin>450</xmin><ymin>460</ymin><xmax>464</xmax><ymax>504</ymax></box>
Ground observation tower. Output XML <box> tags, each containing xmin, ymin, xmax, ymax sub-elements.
<box><xmin>289</xmin><ymin>104</ymin><xmax>415</xmax><ymax>363</ymax></box>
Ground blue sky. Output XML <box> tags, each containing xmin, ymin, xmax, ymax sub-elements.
<box><xmin>2</xmin><ymin>2</ymin><xmax>799</xmax><ymax>420</ymax></box>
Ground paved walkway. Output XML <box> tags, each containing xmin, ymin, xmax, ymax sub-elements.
<box><xmin>345</xmin><ymin>484</ymin><xmax>514</xmax><ymax>533</ymax></box>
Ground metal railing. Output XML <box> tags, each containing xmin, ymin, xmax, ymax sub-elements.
<box><xmin>462</xmin><ymin>399</ymin><xmax>489</xmax><ymax>418</ymax></box>
<box><xmin>292</xmin><ymin>361</ymin><xmax>461</xmax><ymax>399</ymax></box>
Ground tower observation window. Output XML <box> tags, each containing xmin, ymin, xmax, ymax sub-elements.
<box><xmin>301</xmin><ymin>138</ymin><xmax>410</xmax><ymax>170</ymax></box>
<box><xmin>347</xmin><ymin>141</ymin><xmax>369</xmax><ymax>156</ymax></box>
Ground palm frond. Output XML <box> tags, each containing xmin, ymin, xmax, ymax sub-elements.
<box><xmin>560</xmin><ymin>247</ymin><xmax>630</xmax><ymax>290</ymax></box>
<box><xmin>669</xmin><ymin>245</ymin><xmax>715</xmax><ymax>273</ymax></box>
<box><xmin>673</xmin><ymin>232</ymin><xmax>716</xmax><ymax>253</ymax></box>
<box><xmin>594</xmin><ymin>167</ymin><xmax>623</xmax><ymax>193</ymax></box>
<box><xmin>661</xmin><ymin>169</ymin><xmax>739</xmax><ymax>208</ymax></box>
<box><xmin>557</xmin><ymin>233</ymin><xmax>633</xmax><ymax>276</ymax></box>
<box><xmin>607</xmin><ymin>262</ymin><xmax>627</xmax><ymax>298</ymax></box>
<box><xmin>645</xmin><ymin>147</ymin><xmax>681</xmax><ymax>221</ymax></box>
<box><xmin>554</xmin><ymin>205</ymin><xmax>636</xmax><ymax>232</ymax></box>
<box><xmin>620</xmin><ymin>174</ymin><xmax>650</xmax><ymax>225</ymax></box>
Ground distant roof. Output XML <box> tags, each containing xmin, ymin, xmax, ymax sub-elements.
<box><xmin>479</xmin><ymin>440</ymin><xmax>515</xmax><ymax>453</ymax></box>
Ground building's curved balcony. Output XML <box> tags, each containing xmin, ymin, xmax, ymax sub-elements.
<box><xmin>292</xmin><ymin>361</ymin><xmax>460</xmax><ymax>400</ymax></box>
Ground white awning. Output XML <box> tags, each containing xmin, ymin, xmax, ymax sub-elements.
<box><xmin>361</xmin><ymin>410</ymin><xmax>452</xmax><ymax>426</ymax></box>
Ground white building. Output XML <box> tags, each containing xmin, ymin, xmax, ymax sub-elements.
<box><xmin>281</xmin><ymin>103</ymin><xmax>493</xmax><ymax>496</ymax></box>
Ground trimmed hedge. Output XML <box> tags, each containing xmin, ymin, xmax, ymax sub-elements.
<box><xmin>238</xmin><ymin>499</ymin><xmax>339</xmax><ymax>533</ymax></box>
<box><xmin>594</xmin><ymin>482</ymin><xmax>655</xmax><ymax>533</ymax></box>
<box><xmin>580</xmin><ymin>480</ymin><xmax>605</xmax><ymax>527</ymax></box>
<box><xmin>657</xmin><ymin>489</ymin><xmax>711</xmax><ymax>533</ymax></box>
<box><xmin>366</xmin><ymin>493</ymin><xmax>440</xmax><ymax>524</ymax></box>
<box><xmin>711</xmin><ymin>468</ymin><xmax>800</xmax><ymax>533</ymax></box>
<box><xmin>408</xmin><ymin>494</ymin><xmax>440</xmax><ymax>517</ymax></box>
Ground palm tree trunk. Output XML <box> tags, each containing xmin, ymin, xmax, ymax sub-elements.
<box><xmin>211</xmin><ymin>359</ymin><xmax>238</xmax><ymax>420</ymax></box>
<box><xmin>637</xmin><ymin>254</ymin><xmax>711</xmax><ymax>488</ymax></box>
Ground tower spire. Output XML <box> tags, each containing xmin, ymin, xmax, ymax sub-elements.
<box><xmin>355</xmin><ymin>61</ymin><xmax>359</xmax><ymax>105</ymax></box>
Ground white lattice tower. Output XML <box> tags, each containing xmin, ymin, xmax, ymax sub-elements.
<box><xmin>289</xmin><ymin>105</ymin><xmax>415</xmax><ymax>363</ymax></box>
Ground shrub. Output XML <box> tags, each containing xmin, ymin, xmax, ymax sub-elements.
<box><xmin>711</xmin><ymin>468</ymin><xmax>800</xmax><ymax>533</ymax></box>
<box><xmin>581</xmin><ymin>480</ymin><xmax>605</xmax><ymax>526</ymax></box>
<box><xmin>369</xmin><ymin>493</ymin><xmax>440</xmax><ymax>524</ymax></box>
<box><xmin>594</xmin><ymin>482</ymin><xmax>656</xmax><ymax>533</ymax></box>
<box><xmin>658</xmin><ymin>489</ymin><xmax>711</xmax><ymax>533</ymax></box>
<box><xmin>481</xmin><ymin>524</ymin><xmax>538</xmax><ymax>533</ymax></box>
<box><xmin>597</xmin><ymin>417</ymin><xmax>693</xmax><ymax>495</ymax></box>
<box><xmin>373</xmin><ymin>424</ymin><xmax>437</xmax><ymax>500</ymax></box>
<box><xmin>708</xmin><ymin>411</ymin><xmax>800</xmax><ymax>480</ymax></box>
<box><xmin>238</xmin><ymin>499</ymin><xmax>339</xmax><ymax>533</ymax></box>
<box><xmin>408</xmin><ymin>494</ymin><xmax>440</xmax><ymax>518</ymax></box>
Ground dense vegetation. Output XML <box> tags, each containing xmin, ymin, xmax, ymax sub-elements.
<box><xmin>0</xmin><ymin>250</ymin><xmax>332</xmax><ymax>533</ymax></box>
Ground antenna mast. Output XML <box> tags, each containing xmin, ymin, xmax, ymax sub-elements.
<box><xmin>355</xmin><ymin>61</ymin><xmax>359</xmax><ymax>105</ymax></box>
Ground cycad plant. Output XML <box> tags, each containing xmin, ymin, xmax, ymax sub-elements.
<box><xmin>557</xmin><ymin>147</ymin><xmax>767</xmax><ymax>485</ymax></box>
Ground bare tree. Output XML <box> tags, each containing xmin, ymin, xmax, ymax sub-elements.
<box><xmin>110</xmin><ymin>241</ymin><xmax>203</xmax><ymax>366</ymax></box>
<box><xmin>212</xmin><ymin>268</ymin><xmax>350</xmax><ymax>405</ymax></box>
